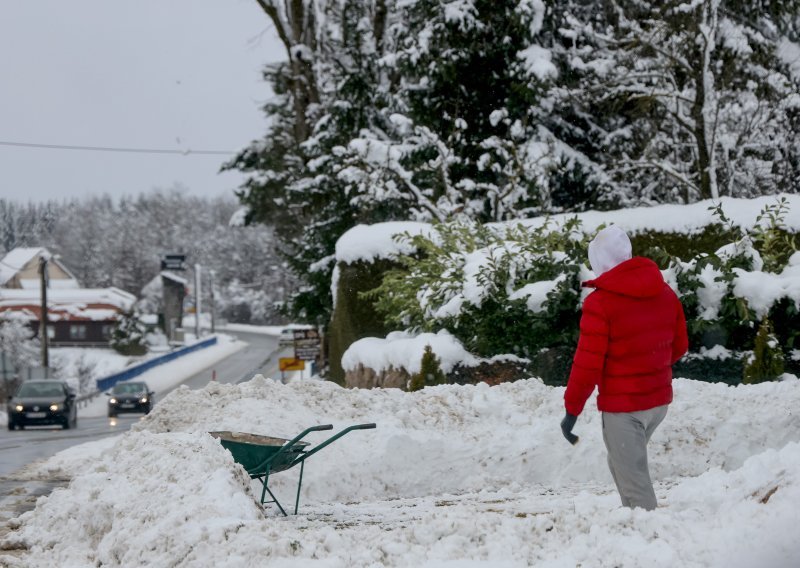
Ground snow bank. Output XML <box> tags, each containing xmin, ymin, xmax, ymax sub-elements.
<box><xmin>5</xmin><ymin>376</ymin><xmax>800</xmax><ymax>567</ymax></box>
<box><xmin>5</xmin><ymin>432</ymin><xmax>261</xmax><ymax>567</ymax></box>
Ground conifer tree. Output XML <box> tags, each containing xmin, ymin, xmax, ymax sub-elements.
<box><xmin>408</xmin><ymin>345</ymin><xmax>446</xmax><ymax>391</ymax></box>
<box><xmin>110</xmin><ymin>312</ymin><xmax>148</xmax><ymax>356</ymax></box>
<box><xmin>743</xmin><ymin>317</ymin><xmax>785</xmax><ymax>384</ymax></box>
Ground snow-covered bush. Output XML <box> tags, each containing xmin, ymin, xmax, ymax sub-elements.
<box><xmin>110</xmin><ymin>311</ymin><xmax>147</xmax><ymax>356</ymax></box>
<box><xmin>408</xmin><ymin>345</ymin><xmax>446</xmax><ymax>392</ymax></box>
<box><xmin>360</xmin><ymin>199</ymin><xmax>799</xmax><ymax>384</ymax></box>
<box><xmin>660</xmin><ymin>199</ymin><xmax>799</xmax><ymax>360</ymax></box>
<box><xmin>0</xmin><ymin>316</ymin><xmax>39</xmax><ymax>398</ymax></box>
<box><xmin>743</xmin><ymin>317</ymin><xmax>785</xmax><ymax>384</ymax></box>
<box><xmin>363</xmin><ymin>217</ymin><xmax>591</xmax><ymax>357</ymax></box>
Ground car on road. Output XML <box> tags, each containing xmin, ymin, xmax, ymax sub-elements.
<box><xmin>6</xmin><ymin>380</ymin><xmax>78</xmax><ymax>430</ymax></box>
<box><xmin>106</xmin><ymin>382</ymin><xmax>154</xmax><ymax>417</ymax></box>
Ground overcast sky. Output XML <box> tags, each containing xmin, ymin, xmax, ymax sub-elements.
<box><xmin>0</xmin><ymin>0</ymin><xmax>283</xmax><ymax>203</ymax></box>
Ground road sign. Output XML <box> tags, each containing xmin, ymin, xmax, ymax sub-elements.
<box><xmin>161</xmin><ymin>254</ymin><xmax>186</xmax><ymax>271</ymax></box>
<box><xmin>279</xmin><ymin>358</ymin><xmax>305</xmax><ymax>372</ymax></box>
<box><xmin>293</xmin><ymin>329</ymin><xmax>321</xmax><ymax>360</ymax></box>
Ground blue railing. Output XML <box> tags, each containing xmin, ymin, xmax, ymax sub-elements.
<box><xmin>95</xmin><ymin>336</ymin><xmax>218</xmax><ymax>392</ymax></box>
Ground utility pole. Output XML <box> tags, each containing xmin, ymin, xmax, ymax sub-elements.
<box><xmin>209</xmin><ymin>269</ymin><xmax>216</xmax><ymax>334</ymax></box>
<box><xmin>194</xmin><ymin>263</ymin><xmax>201</xmax><ymax>339</ymax></box>
<box><xmin>39</xmin><ymin>255</ymin><xmax>49</xmax><ymax>369</ymax></box>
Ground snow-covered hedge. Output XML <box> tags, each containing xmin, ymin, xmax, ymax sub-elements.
<box><xmin>337</xmin><ymin>196</ymin><xmax>799</xmax><ymax>384</ymax></box>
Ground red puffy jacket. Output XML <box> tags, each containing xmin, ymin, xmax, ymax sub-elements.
<box><xmin>564</xmin><ymin>257</ymin><xmax>688</xmax><ymax>416</ymax></box>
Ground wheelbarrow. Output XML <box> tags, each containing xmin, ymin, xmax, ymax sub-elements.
<box><xmin>209</xmin><ymin>423</ymin><xmax>376</xmax><ymax>516</ymax></box>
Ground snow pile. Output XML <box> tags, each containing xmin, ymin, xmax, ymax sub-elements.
<box><xmin>4</xmin><ymin>432</ymin><xmax>261</xmax><ymax>566</ymax></box>
<box><xmin>4</xmin><ymin>376</ymin><xmax>800</xmax><ymax>567</ymax></box>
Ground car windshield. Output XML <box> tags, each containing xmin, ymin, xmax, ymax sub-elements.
<box><xmin>112</xmin><ymin>383</ymin><xmax>147</xmax><ymax>395</ymax></box>
<box><xmin>16</xmin><ymin>382</ymin><xmax>64</xmax><ymax>398</ymax></box>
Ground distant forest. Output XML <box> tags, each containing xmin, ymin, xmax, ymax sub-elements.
<box><xmin>0</xmin><ymin>188</ymin><xmax>292</xmax><ymax>324</ymax></box>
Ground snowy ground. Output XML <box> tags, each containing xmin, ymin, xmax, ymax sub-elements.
<box><xmin>2</xmin><ymin>375</ymin><xmax>799</xmax><ymax>567</ymax></box>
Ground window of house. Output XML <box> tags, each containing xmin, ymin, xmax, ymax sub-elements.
<box><xmin>101</xmin><ymin>324</ymin><xmax>113</xmax><ymax>339</ymax></box>
<box><xmin>69</xmin><ymin>324</ymin><xmax>87</xmax><ymax>340</ymax></box>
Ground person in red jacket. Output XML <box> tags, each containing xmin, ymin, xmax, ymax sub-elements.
<box><xmin>561</xmin><ymin>225</ymin><xmax>688</xmax><ymax>511</ymax></box>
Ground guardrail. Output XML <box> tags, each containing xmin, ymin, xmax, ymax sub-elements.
<box><xmin>75</xmin><ymin>337</ymin><xmax>219</xmax><ymax>408</ymax></box>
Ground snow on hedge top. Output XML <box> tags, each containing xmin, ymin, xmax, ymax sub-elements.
<box><xmin>335</xmin><ymin>221</ymin><xmax>434</xmax><ymax>264</ymax></box>
<box><xmin>334</xmin><ymin>195</ymin><xmax>800</xmax><ymax>264</ymax></box>
<box><xmin>341</xmin><ymin>330</ymin><xmax>480</xmax><ymax>374</ymax></box>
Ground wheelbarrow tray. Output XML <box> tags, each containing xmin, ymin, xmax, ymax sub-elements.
<box><xmin>208</xmin><ymin>431</ymin><xmax>308</xmax><ymax>474</ymax></box>
<box><xmin>209</xmin><ymin>423</ymin><xmax>376</xmax><ymax>516</ymax></box>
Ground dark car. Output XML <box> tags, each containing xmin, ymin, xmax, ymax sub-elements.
<box><xmin>7</xmin><ymin>380</ymin><xmax>78</xmax><ymax>430</ymax></box>
<box><xmin>107</xmin><ymin>382</ymin><xmax>154</xmax><ymax>417</ymax></box>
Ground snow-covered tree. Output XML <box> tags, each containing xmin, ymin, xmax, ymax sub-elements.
<box><xmin>0</xmin><ymin>316</ymin><xmax>39</xmax><ymax>398</ymax></box>
<box><xmin>553</xmin><ymin>0</ymin><xmax>800</xmax><ymax>204</ymax></box>
<box><xmin>110</xmin><ymin>311</ymin><xmax>147</xmax><ymax>356</ymax></box>
<box><xmin>0</xmin><ymin>316</ymin><xmax>39</xmax><ymax>370</ymax></box>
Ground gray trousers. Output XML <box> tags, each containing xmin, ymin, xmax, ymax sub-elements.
<box><xmin>602</xmin><ymin>404</ymin><xmax>668</xmax><ymax>511</ymax></box>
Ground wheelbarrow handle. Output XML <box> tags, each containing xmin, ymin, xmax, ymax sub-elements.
<box><xmin>291</xmin><ymin>423</ymin><xmax>377</xmax><ymax>465</ymax></box>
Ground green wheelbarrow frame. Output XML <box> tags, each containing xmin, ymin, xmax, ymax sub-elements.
<box><xmin>210</xmin><ymin>423</ymin><xmax>376</xmax><ymax>516</ymax></box>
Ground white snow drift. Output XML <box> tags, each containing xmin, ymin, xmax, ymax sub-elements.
<box><xmin>2</xmin><ymin>375</ymin><xmax>800</xmax><ymax>567</ymax></box>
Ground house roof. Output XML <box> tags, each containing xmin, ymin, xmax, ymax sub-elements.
<box><xmin>0</xmin><ymin>247</ymin><xmax>80</xmax><ymax>286</ymax></box>
<box><xmin>0</xmin><ymin>287</ymin><xmax>136</xmax><ymax>322</ymax></box>
<box><xmin>0</xmin><ymin>247</ymin><xmax>44</xmax><ymax>285</ymax></box>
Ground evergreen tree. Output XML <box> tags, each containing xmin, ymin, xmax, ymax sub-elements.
<box><xmin>110</xmin><ymin>312</ymin><xmax>148</xmax><ymax>356</ymax></box>
<box><xmin>553</xmin><ymin>0</ymin><xmax>800</xmax><ymax>204</ymax></box>
<box><xmin>408</xmin><ymin>344</ymin><xmax>446</xmax><ymax>391</ymax></box>
<box><xmin>743</xmin><ymin>316</ymin><xmax>785</xmax><ymax>384</ymax></box>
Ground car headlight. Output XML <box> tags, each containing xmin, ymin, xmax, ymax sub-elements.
<box><xmin>14</xmin><ymin>405</ymin><xmax>23</xmax><ymax>412</ymax></box>
<box><xmin>50</xmin><ymin>404</ymin><xmax>60</xmax><ymax>412</ymax></box>
<box><xmin>109</xmin><ymin>398</ymin><xmax>117</xmax><ymax>404</ymax></box>
<box><xmin>140</xmin><ymin>397</ymin><xmax>148</xmax><ymax>403</ymax></box>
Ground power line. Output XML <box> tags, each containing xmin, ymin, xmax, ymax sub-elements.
<box><xmin>0</xmin><ymin>140</ymin><xmax>235</xmax><ymax>156</ymax></box>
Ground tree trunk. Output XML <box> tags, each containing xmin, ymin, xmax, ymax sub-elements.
<box><xmin>691</xmin><ymin>0</ymin><xmax>720</xmax><ymax>201</ymax></box>
<box><xmin>255</xmin><ymin>0</ymin><xmax>320</xmax><ymax>144</ymax></box>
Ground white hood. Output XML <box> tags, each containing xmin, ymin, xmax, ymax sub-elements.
<box><xmin>588</xmin><ymin>226</ymin><xmax>632</xmax><ymax>275</ymax></box>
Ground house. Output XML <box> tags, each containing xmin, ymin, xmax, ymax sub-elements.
<box><xmin>0</xmin><ymin>248</ymin><xmax>137</xmax><ymax>346</ymax></box>
<box><xmin>0</xmin><ymin>247</ymin><xmax>80</xmax><ymax>289</ymax></box>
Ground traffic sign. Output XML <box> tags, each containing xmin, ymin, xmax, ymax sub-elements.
<box><xmin>279</xmin><ymin>358</ymin><xmax>306</xmax><ymax>372</ymax></box>
<box><xmin>293</xmin><ymin>328</ymin><xmax>321</xmax><ymax>360</ymax></box>
<box><xmin>161</xmin><ymin>254</ymin><xmax>187</xmax><ymax>271</ymax></box>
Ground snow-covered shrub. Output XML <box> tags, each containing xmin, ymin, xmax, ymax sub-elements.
<box><xmin>743</xmin><ymin>317</ymin><xmax>785</xmax><ymax>384</ymax></box>
<box><xmin>408</xmin><ymin>345</ymin><xmax>446</xmax><ymax>392</ymax></box>
<box><xmin>0</xmin><ymin>316</ymin><xmax>39</xmax><ymax>398</ymax></box>
<box><xmin>659</xmin><ymin>199</ymin><xmax>799</xmax><ymax>355</ymax></box>
<box><xmin>363</xmin><ymin>217</ymin><xmax>590</xmax><ymax>358</ymax></box>
<box><xmin>110</xmin><ymin>311</ymin><xmax>147</xmax><ymax>356</ymax></box>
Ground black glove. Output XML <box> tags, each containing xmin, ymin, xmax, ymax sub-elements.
<box><xmin>560</xmin><ymin>412</ymin><xmax>579</xmax><ymax>445</ymax></box>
